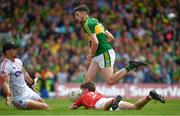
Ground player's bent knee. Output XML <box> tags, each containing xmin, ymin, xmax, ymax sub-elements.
<box><xmin>106</xmin><ymin>79</ymin><xmax>115</xmax><ymax>85</ymax></box>
<box><xmin>41</xmin><ymin>103</ymin><xmax>49</xmax><ymax>110</ymax></box>
<box><xmin>26</xmin><ymin>100</ymin><xmax>49</xmax><ymax>110</ymax></box>
<box><xmin>107</xmin><ymin>81</ymin><xmax>114</xmax><ymax>86</ymax></box>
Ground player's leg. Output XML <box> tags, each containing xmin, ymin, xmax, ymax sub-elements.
<box><xmin>101</xmin><ymin>49</ymin><xmax>148</xmax><ymax>85</ymax></box>
<box><xmin>26</xmin><ymin>99</ymin><xmax>49</xmax><ymax>110</ymax></box>
<box><xmin>100</xmin><ymin>49</ymin><xmax>119</xmax><ymax>85</ymax></box>
<box><xmin>115</xmin><ymin>97</ymin><xmax>150</xmax><ymax>110</ymax></box>
<box><xmin>37</xmin><ymin>97</ymin><xmax>47</xmax><ymax>103</ymax></box>
<box><xmin>101</xmin><ymin>67</ymin><xmax>127</xmax><ymax>85</ymax></box>
<box><xmin>118</xmin><ymin>90</ymin><xmax>165</xmax><ymax>110</ymax></box>
<box><xmin>13</xmin><ymin>97</ymin><xmax>49</xmax><ymax>110</ymax></box>
<box><xmin>131</xmin><ymin>96</ymin><xmax>151</xmax><ymax>109</ymax></box>
<box><xmin>85</xmin><ymin>59</ymin><xmax>100</xmax><ymax>82</ymax></box>
<box><xmin>100</xmin><ymin>49</ymin><xmax>127</xmax><ymax>85</ymax></box>
<box><xmin>110</xmin><ymin>95</ymin><xmax>143</xmax><ymax>110</ymax></box>
<box><xmin>117</xmin><ymin>101</ymin><xmax>137</xmax><ymax>110</ymax></box>
<box><xmin>94</xmin><ymin>98</ymin><xmax>114</xmax><ymax>110</ymax></box>
<box><xmin>27</xmin><ymin>88</ymin><xmax>49</xmax><ymax>109</ymax></box>
<box><xmin>22</xmin><ymin>87</ymin><xmax>49</xmax><ymax>110</ymax></box>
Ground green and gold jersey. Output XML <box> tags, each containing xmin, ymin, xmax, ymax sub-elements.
<box><xmin>83</xmin><ymin>17</ymin><xmax>112</xmax><ymax>56</ymax></box>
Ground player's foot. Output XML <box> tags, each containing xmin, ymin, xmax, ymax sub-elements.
<box><xmin>149</xmin><ymin>90</ymin><xmax>165</xmax><ymax>103</ymax></box>
<box><xmin>112</xmin><ymin>95</ymin><xmax>122</xmax><ymax>110</ymax></box>
<box><xmin>129</xmin><ymin>60</ymin><xmax>149</xmax><ymax>69</ymax></box>
<box><xmin>126</xmin><ymin>60</ymin><xmax>149</xmax><ymax>71</ymax></box>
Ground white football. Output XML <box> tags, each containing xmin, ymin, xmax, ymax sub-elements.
<box><xmin>68</xmin><ymin>88</ymin><xmax>82</xmax><ymax>101</ymax></box>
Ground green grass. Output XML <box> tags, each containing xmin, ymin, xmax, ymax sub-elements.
<box><xmin>0</xmin><ymin>98</ymin><xmax>180</xmax><ymax>115</ymax></box>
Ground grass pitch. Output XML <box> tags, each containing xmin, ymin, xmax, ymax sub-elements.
<box><xmin>0</xmin><ymin>98</ymin><xmax>180</xmax><ymax>115</ymax></box>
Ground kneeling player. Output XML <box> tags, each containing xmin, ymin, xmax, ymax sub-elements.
<box><xmin>69</xmin><ymin>82</ymin><xmax>165</xmax><ymax>110</ymax></box>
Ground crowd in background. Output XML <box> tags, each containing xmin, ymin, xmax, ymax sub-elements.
<box><xmin>0</xmin><ymin>0</ymin><xmax>179</xmax><ymax>93</ymax></box>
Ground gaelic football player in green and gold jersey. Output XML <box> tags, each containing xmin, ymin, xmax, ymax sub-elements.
<box><xmin>73</xmin><ymin>5</ymin><xmax>148</xmax><ymax>85</ymax></box>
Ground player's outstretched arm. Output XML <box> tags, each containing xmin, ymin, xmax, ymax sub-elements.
<box><xmin>2</xmin><ymin>75</ymin><xmax>12</xmax><ymax>106</ymax></box>
<box><xmin>105</xmin><ymin>30</ymin><xmax>114</xmax><ymax>42</ymax></box>
<box><xmin>69</xmin><ymin>103</ymin><xmax>80</xmax><ymax>110</ymax></box>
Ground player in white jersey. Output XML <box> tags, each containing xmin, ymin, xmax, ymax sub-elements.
<box><xmin>0</xmin><ymin>42</ymin><xmax>49</xmax><ymax>110</ymax></box>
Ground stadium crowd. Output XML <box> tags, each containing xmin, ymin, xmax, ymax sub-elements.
<box><xmin>0</xmin><ymin>0</ymin><xmax>179</xmax><ymax>92</ymax></box>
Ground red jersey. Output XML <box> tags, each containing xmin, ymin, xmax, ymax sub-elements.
<box><xmin>74</xmin><ymin>90</ymin><xmax>106</xmax><ymax>109</ymax></box>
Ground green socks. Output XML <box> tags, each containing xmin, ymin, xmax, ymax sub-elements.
<box><xmin>125</xmin><ymin>64</ymin><xmax>134</xmax><ymax>72</ymax></box>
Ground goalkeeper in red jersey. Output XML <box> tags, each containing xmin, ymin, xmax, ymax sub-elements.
<box><xmin>69</xmin><ymin>82</ymin><xmax>165</xmax><ymax>111</ymax></box>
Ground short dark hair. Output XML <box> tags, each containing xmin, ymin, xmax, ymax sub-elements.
<box><xmin>80</xmin><ymin>82</ymin><xmax>96</xmax><ymax>92</ymax></box>
<box><xmin>2</xmin><ymin>42</ymin><xmax>18</xmax><ymax>54</ymax></box>
<box><xmin>73</xmin><ymin>4</ymin><xmax>89</xmax><ymax>14</ymax></box>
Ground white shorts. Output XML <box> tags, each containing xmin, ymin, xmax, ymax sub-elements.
<box><xmin>12</xmin><ymin>87</ymin><xmax>41</xmax><ymax>109</ymax></box>
<box><xmin>92</xmin><ymin>49</ymin><xmax>115</xmax><ymax>69</ymax></box>
<box><xmin>94</xmin><ymin>98</ymin><xmax>114</xmax><ymax>110</ymax></box>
